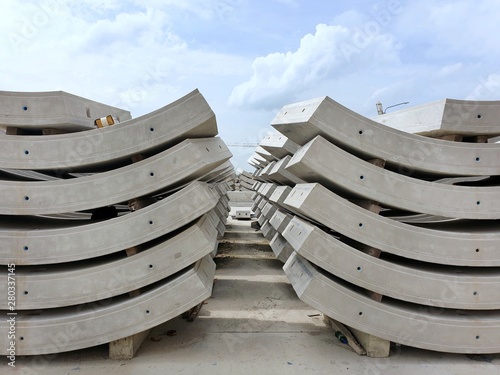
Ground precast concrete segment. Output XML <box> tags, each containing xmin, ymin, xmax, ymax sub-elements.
<box><xmin>0</xmin><ymin>138</ymin><xmax>231</xmax><ymax>215</ymax></box>
<box><xmin>214</xmin><ymin>201</ymin><xmax>229</xmax><ymax>221</ymax></box>
<box><xmin>206</xmin><ymin>205</ymin><xmax>226</xmax><ymax>238</ymax></box>
<box><xmin>261</xmin><ymin>202</ymin><xmax>278</xmax><ymax>220</ymax></box>
<box><xmin>213</xmin><ymin>182</ymin><xmax>229</xmax><ymax>197</ymax></box>
<box><xmin>255</xmin><ymin>146</ymin><xmax>278</xmax><ymax>162</ymax></box>
<box><xmin>286</xmin><ymin>136</ymin><xmax>500</xmax><ymax>220</ymax></box>
<box><xmin>259</xmin><ymin>132</ymin><xmax>299</xmax><ymax>159</ymax></box>
<box><xmin>247</xmin><ymin>157</ymin><xmax>259</xmax><ymax>169</ymax></box>
<box><xmin>0</xmin><ymin>215</ymin><xmax>217</xmax><ymax>310</ymax></box>
<box><xmin>391</xmin><ymin>213</ymin><xmax>460</xmax><ymax>225</ymax></box>
<box><xmin>257</xmin><ymin>214</ymin><xmax>267</xmax><ymax>226</ymax></box>
<box><xmin>269</xmin><ymin>185</ymin><xmax>293</xmax><ymax>209</ymax></box>
<box><xmin>256</xmin><ymin>182</ymin><xmax>268</xmax><ymax>195</ymax></box>
<box><xmin>0</xmin><ymin>169</ymin><xmax>59</xmax><ymax>181</ymax></box>
<box><xmin>272</xmin><ymin>96</ymin><xmax>500</xmax><ymax>176</ymax></box>
<box><xmin>283</xmin><ymin>216</ymin><xmax>500</xmax><ymax>310</ymax></box>
<box><xmin>283</xmin><ymin>183</ymin><xmax>500</xmax><ymax>266</ymax></box>
<box><xmin>240</xmin><ymin>171</ymin><xmax>256</xmax><ymax>184</ymax></box>
<box><xmin>254</xmin><ymin>169</ymin><xmax>267</xmax><ymax>182</ymax></box>
<box><xmin>227</xmin><ymin>191</ymin><xmax>254</xmax><ymax>202</ymax></box>
<box><xmin>0</xmin><ymin>89</ymin><xmax>217</xmax><ymax>171</ymax></box>
<box><xmin>261</xmin><ymin>220</ymin><xmax>276</xmax><ymax>240</ymax></box>
<box><xmin>0</xmin><ymin>255</ymin><xmax>216</xmax><ymax>356</ymax></box>
<box><xmin>0</xmin><ymin>182</ymin><xmax>219</xmax><ymax>265</ymax></box>
<box><xmin>257</xmin><ymin>197</ymin><xmax>268</xmax><ymax>211</ymax></box>
<box><xmin>270</xmin><ymin>232</ymin><xmax>294</xmax><ymax>263</ymax></box>
<box><xmin>269</xmin><ymin>209</ymin><xmax>293</xmax><ymax>233</ymax></box>
<box><xmin>206</xmin><ymin>209</ymin><xmax>223</xmax><ymax>235</ymax></box>
<box><xmin>284</xmin><ymin>253</ymin><xmax>500</xmax><ymax>354</ymax></box>
<box><xmin>267</xmin><ymin>156</ymin><xmax>305</xmax><ymax>186</ymax></box>
<box><xmin>251</xmin><ymin>196</ymin><xmax>263</xmax><ymax>212</ymax></box>
<box><xmin>260</xmin><ymin>161</ymin><xmax>276</xmax><ymax>179</ymax></box>
<box><xmin>0</xmin><ymin>90</ymin><xmax>131</xmax><ymax>131</ymax></box>
<box><xmin>259</xmin><ymin>183</ymin><xmax>278</xmax><ymax>199</ymax></box>
<box><xmin>251</xmin><ymin>153</ymin><xmax>269</xmax><ymax>168</ymax></box>
<box><xmin>199</xmin><ymin>161</ymin><xmax>234</xmax><ymax>184</ymax></box>
<box><xmin>374</xmin><ymin>99</ymin><xmax>500</xmax><ymax>137</ymax></box>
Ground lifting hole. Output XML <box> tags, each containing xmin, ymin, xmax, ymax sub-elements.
<box><xmin>23</xmin><ymin>246</ymin><xmax>29</xmax><ymax>251</ymax></box>
<box><xmin>24</xmin><ymin>150</ymin><xmax>30</xmax><ymax>155</ymax></box>
<box><xmin>358</xmin><ymin>312</ymin><xmax>363</xmax><ymax>316</ymax></box>
<box><xmin>23</xmin><ymin>106</ymin><xmax>28</xmax><ymax>111</ymax></box>
<box><xmin>358</xmin><ymin>223</ymin><xmax>364</xmax><ymax>228</ymax></box>
<box><xmin>357</xmin><ymin>266</ymin><xmax>362</xmax><ymax>272</ymax></box>
<box><xmin>150</xmin><ymin>172</ymin><xmax>155</xmax><ymax>177</ymax></box>
<box><xmin>149</xmin><ymin>127</ymin><xmax>155</xmax><ymax>132</ymax></box>
<box><xmin>149</xmin><ymin>220</ymin><xmax>154</xmax><ymax>225</ymax></box>
<box><xmin>24</xmin><ymin>291</ymin><xmax>28</xmax><ymax>295</ymax></box>
<box><xmin>477</xmin><ymin>114</ymin><xmax>482</xmax><ymax>119</ymax></box>
<box><xmin>149</xmin><ymin>264</ymin><xmax>153</xmax><ymax>269</ymax></box>
<box><xmin>359</xmin><ymin>130</ymin><xmax>363</xmax><ymax>135</ymax></box>
<box><xmin>24</xmin><ymin>196</ymin><xmax>30</xmax><ymax>201</ymax></box>
<box><xmin>475</xmin><ymin>157</ymin><xmax>480</xmax><ymax>162</ymax></box>
<box><xmin>360</xmin><ymin>175</ymin><xmax>364</xmax><ymax>180</ymax></box>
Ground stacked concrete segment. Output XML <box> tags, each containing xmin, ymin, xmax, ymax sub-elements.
<box><xmin>0</xmin><ymin>90</ymin><xmax>131</xmax><ymax>133</ymax></box>
<box><xmin>249</xmin><ymin>95</ymin><xmax>500</xmax><ymax>354</ymax></box>
<box><xmin>0</xmin><ymin>89</ymin><xmax>232</xmax><ymax>356</ymax></box>
<box><xmin>373</xmin><ymin>98</ymin><xmax>500</xmax><ymax>138</ymax></box>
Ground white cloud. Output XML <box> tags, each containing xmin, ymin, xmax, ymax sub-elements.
<box><xmin>437</xmin><ymin>63</ymin><xmax>463</xmax><ymax>77</ymax></box>
<box><xmin>0</xmin><ymin>0</ymin><xmax>248</xmax><ymax>118</ymax></box>
<box><xmin>228</xmin><ymin>21</ymin><xmax>400</xmax><ymax>110</ymax></box>
<box><xmin>465</xmin><ymin>73</ymin><xmax>500</xmax><ymax>101</ymax></box>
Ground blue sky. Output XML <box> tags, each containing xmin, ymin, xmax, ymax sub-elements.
<box><xmin>1</xmin><ymin>0</ymin><xmax>500</xmax><ymax>171</ymax></box>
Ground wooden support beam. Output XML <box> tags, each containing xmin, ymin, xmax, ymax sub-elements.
<box><xmin>109</xmin><ymin>329</ymin><xmax>151</xmax><ymax>360</ymax></box>
<box><xmin>352</xmin><ymin>200</ymin><xmax>381</xmax><ymax>215</ymax></box>
<box><xmin>125</xmin><ymin>246</ymin><xmax>139</xmax><ymax>257</ymax></box>
<box><xmin>436</xmin><ymin>134</ymin><xmax>463</xmax><ymax>142</ymax></box>
<box><xmin>348</xmin><ymin>326</ymin><xmax>391</xmax><ymax>358</ymax></box>
<box><xmin>360</xmin><ymin>246</ymin><xmax>382</xmax><ymax>258</ymax></box>
<box><xmin>131</xmin><ymin>154</ymin><xmax>145</xmax><ymax>163</ymax></box>
<box><xmin>367</xmin><ymin>158</ymin><xmax>386</xmax><ymax>168</ymax></box>
<box><xmin>181</xmin><ymin>301</ymin><xmax>204</xmax><ymax>322</ymax></box>
<box><xmin>42</xmin><ymin>128</ymin><xmax>66</xmax><ymax>135</ymax></box>
<box><xmin>466</xmin><ymin>135</ymin><xmax>489</xmax><ymax>143</ymax></box>
<box><xmin>323</xmin><ymin>315</ymin><xmax>366</xmax><ymax>356</ymax></box>
<box><xmin>128</xmin><ymin>197</ymin><xmax>156</xmax><ymax>211</ymax></box>
<box><xmin>6</xmin><ymin>127</ymin><xmax>28</xmax><ymax>135</ymax></box>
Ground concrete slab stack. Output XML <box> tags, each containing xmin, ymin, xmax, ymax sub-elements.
<box><xmin>0</xmin><ymin>89</ymin><xmax>232</xmax><ymax>358</ymax></box>
<box><xmin>249</xmin><ymin>95</ymin><xmax>500</xmax><ymax>355</ymax></box>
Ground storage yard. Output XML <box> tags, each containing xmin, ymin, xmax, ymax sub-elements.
<box><xmin>1</xmin><ymin>90</ymin><xmax>499</xmax><ymax>374</ymax></box>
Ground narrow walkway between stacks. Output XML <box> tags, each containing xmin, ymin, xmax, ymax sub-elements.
<box><xmin>12</xmin><ymin>219</ymin><xmax>500</xmax><ymax>375</ymax></box>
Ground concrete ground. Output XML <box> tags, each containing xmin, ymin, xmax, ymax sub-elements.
<box><xmin>9</xmin><ymin>219</ymin><xmax>500</xmax><ymax>375</ymax></box>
